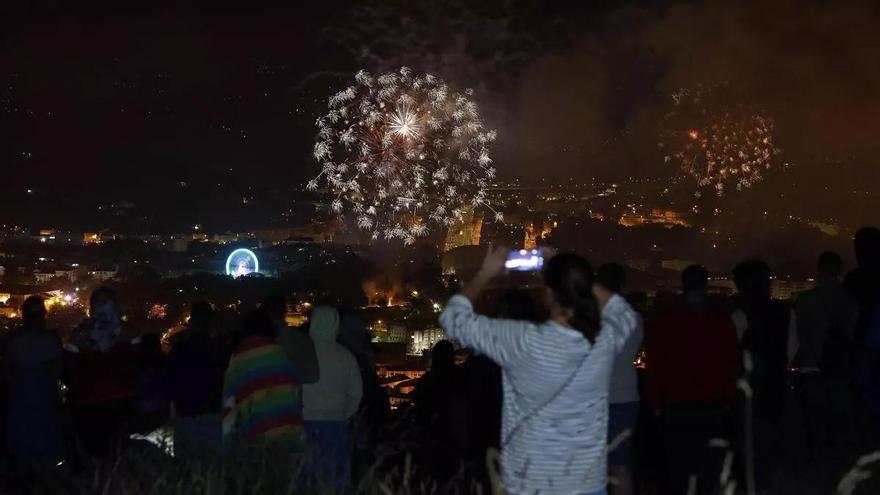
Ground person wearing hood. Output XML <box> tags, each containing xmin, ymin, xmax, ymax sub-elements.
<box><xmin>261</xmin><ymin>293</ymin><xmax>320</xmax><ymax>385</ymax></box>
<box><xmin>337</xmin><ymin>310</ymin><xmax>389</xmax><ymax>480</ymax></box>
<box><xmin>302</xmin><ymin>306</ymin><xmax>363</xmax><ymax>488</ymax></box>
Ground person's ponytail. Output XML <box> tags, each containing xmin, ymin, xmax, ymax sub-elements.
<box><xmin>544</xmin><ymin>253</ymin><xmax>602</xmax><ymax>344</ymax></box>
<box><xmin>569</xmin><ymin>288</ymin><xmax>601</xmax><ymax>344</ymax></box>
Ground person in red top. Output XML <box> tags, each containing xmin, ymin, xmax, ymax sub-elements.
<box><xmin>646</xmin><ymin>265</ymin><xmax>738</xmax><ymax>495</ymax></box>
<box><xmin>63</xmin><ymin>287</ymin><xmax>140</xmax><ymax>458</ymax></box>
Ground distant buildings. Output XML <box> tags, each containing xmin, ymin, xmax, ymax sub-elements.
<box><xmin>83</xmin><ymin>231</ymin><xmax>114</xmax><ymax>245</ymax></box>
<box><xmin>88</xmin><ymin>266</ymin><xmax>118</xmax><ymax>282</ymax></box>
<box><xmin>524</xmin><ymin>222</ymin><xmax>539</xmax><ymax>250</ymax></box>
<box><xmin>708</xmin><ymin>278</ymin><xmax>737</xmax><ymax>295</ymax></box>
<box><xmin>212</xmin><ymin>232</ymin><xmax>240</xmax><ymax>244</ymax></box>
<box><xmin>619</xmin><ymin>208</ymin><xmax>689</xmax><ymax>228</ymax></box>
<box><xmin>661</xmin><ymin>259</ymin><xmax>697</xmax><ymax>273</ymax></box>
<box><xmin>772</xmin><ymin>279</ymin><xmax>815</xmax><ymax>301</ymax></box>
<box><xmin>372</xmin><ymin>319</ymin><xmax>447</xmax><ymax>356</ymax></box>
<box><xmin>410</xmin><ymin>326</ymin><xmax>445</xmax><ymax>356</ymax></box>
<box><xmin>255</xmin><ymin>222</ymin><xmax>337</xmax><ymax>245</ymax></box>
<box><xmin>55</xmin><ymin>268</ymin><xmax>79</xmax><ymax>282</ymax></box>
<box><xmin>0</xmin><ymin>287</ymin><xmax>74</xmax><ymax>318</ymax></box>
<box><xmin>374</xmin><ymin>342</ymin><xmax>427</xmax><ymax>409</ymax></box>
<box><xmin>707</xmin><ymin>277</ymin><xmax>815</xmax><ymax>301</ymax></box>
<box><xmin>524</xmin><ymin>218</ymin><xmax>555</xmax><ymax>249</ymax></box>
<box><xmin>443</xmin><ymin>207</ymin><xmax>482</xmax><ymax>251</ymax></box>
<box><xmin>33</xmin><ymin>271</ymin><xmax>57</xmax><ymax>285</ymax></box>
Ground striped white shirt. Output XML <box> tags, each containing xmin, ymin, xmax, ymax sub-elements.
<box><xmin>440</xmin><ymin>294</ymin><xmax>632</xmax><ymax>494</ymax></box>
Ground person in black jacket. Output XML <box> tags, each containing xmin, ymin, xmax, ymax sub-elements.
<box><xmin>163</xmin><ymin>301</ymin><xmax>227</xmax><ymax>459</ymax></box>
<box><xmin>733</xmin><ymin>260</ymin><xmax>793</xmax><ymax>493</ymax></box>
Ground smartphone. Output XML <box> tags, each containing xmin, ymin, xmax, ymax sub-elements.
<box><xmin>505</xmin><ymin>248</ymin><xmax>545</xmax><ymax>272</ymax></box>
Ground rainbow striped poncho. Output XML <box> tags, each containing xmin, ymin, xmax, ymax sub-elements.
<box><xmin>222</xmin><ymin>336</ymin><xmax>304</xmax><ymax>451</ymax></box>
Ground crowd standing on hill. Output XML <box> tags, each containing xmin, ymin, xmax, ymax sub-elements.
<box><xmin>1</xmin><ymin>225</ymin><xmax>879</xmax><ymax>494</ymax></box>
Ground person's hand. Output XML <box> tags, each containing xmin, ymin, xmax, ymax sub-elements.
<box><xmin>477</xmin><ymin>245</ymin><xmax>508</xmax><ymax>281</ymax></box>
<box><xmin>462</xmin><ymin>245</ymin><xmax>508</xmax><ymax>304</ymax></box>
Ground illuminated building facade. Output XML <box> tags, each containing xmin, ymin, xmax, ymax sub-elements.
<box><xmin>88</xmin><ymin>266</ymin><xmax>118</xmax><ymax>282</ymax></box>
<box><xmin>408</xmin><ymin>326</ymin><xmax>446</xmax><ymax>356</ymax></box>
<box><xmin>524</xmin><ymin>222</ymin><xmax>538</xmax><ymax>250</ymax></box>
<box><xmin>619</xmin><ymin>209</ymin><xmax>689</xmax><ymax>228</ymax></box>
<box><xmin>443</xmin><ymin>207</ymin><xmax>483</xmax><ymax>251</ymax></box>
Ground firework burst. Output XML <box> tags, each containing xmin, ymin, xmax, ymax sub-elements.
<box><xmin>659</xmin><ymin>83</ymin><xmax>780</xmax><ymax>197</ymax></box>
<box><xmin>309</xmin><ymin>67</ymin><xmax>499</xmax><ymax>244</ymax></box>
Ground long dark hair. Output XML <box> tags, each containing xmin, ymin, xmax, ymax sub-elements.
<box><xmin>544</xmin><ymin>253</ymin><xmax>601</xmax><ymax>344</ymax></box>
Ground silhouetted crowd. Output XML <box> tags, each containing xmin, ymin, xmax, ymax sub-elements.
<box><xmin>2</xmin><ymin>225</ymin><xmax>880</xmax><ymax>495</ymax></box>
<box><xmin>0</xmin><ymin>288</ymin><xmax>387</xmax><ymax>491</ymax></box>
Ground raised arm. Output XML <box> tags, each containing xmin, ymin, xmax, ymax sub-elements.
<box><xmin>460</xmin><ymin>246</ymin><xmax>508</xmax><ymax>304</ymax></box>
<box><xmin>440</xmin><ymin>295</ymin><xmax>531</xmax><ymax>368</ymax></box>
<box><xmin>440</xmin><ymin>246</ymin><xmax>532</xmax><ymax>367</ymax></box>
<box><xmin>602</xmin><ymin>295</ymin><xmax>642</xmax><ymax>354</ymax></box>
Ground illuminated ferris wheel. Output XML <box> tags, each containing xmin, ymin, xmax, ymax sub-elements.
<box><xmin>225</xmin><ymin>248</ymin><xmax>259</xmax><ymax>278</ymax></box>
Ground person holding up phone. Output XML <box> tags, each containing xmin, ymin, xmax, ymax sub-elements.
<box><xmin>440</xmin><ymin>247</ymin><xmax>637</xmax><ymax>495</ymax></box>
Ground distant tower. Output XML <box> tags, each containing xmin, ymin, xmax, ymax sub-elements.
<box><xmin>470</xmin><ymin>210</ymin><xmax>484</xmax><ymax>246</ymax></box>
<box><xmin>444</xmin><ymin>207</ymin><xmax>477</xmax><ymax>252</ymax></box>
<box><xmin>524</xmin><ymin>221</ymin><xmax>538</xmax><ymax>250</ymax></box>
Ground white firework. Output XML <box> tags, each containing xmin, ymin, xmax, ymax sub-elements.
<box><xmin>388</xmin><ymin>101</ymin><xmax>420</xmax><ymax>139</ymax></box>
<box><xmin>309</xmin><ymin>67</ymin><xmax>502</xmax><ymax>241</ymax></box>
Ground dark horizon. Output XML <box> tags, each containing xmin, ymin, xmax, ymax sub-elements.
<box><xmin>3</xmin><ymin>0</ymin><xmax>879</xmax><ymax>230</ymax></box>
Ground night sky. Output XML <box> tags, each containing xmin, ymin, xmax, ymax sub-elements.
<box><xmin>2</xmin><ymin>0</ymin><xmax>879</xmax><ymax>229</ymax></box>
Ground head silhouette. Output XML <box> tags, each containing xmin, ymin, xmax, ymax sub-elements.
<box><xmin>854</xmin><ymin>226</ymin><xmax>880</xmax><ymax>269</ymax></box>
<box><xmin>309</xmin><ymin>306</ymin><xmax>340</xmax><ymax>343</ymax></box>
<box><xmin>544</xmin><ymin>253</ymin><xmax>601</xmax><ymax>344</ymax></box>
<box><xmin>243</xmin><ymin>310</ymin><xmax>278</xmax><ymax>340</ymax></box>
<box><xmin>339</xmin><ymin>310</ymin><xmax>369</xmax><ymax>355</ymax></box>
<box><xmin>189</xmin><ymin>300</ymin><xmax>214</xmax><ymax>333</ymax></box>
<box><xmin>431</xmin><ymin>339</ymin><xmax>455</xmax><ymax>372</ymax></box>
<box><xmin>734</xmin><ymin>259</ymin><xmax>772</xmax><ymax>302</ymax></box>
<box><xmin>682</xmin><ymin>264</ymin><xmax>708</xmax><ymax>294</ymax></box>
<box><xmin>89</xmin><ymin>286</ymin><xmax>118</xmax><ymax>315</ymax></box>
<box><xmin>138</xmin><ymin>333</ymin><xmax>164</xmax><ymax>363</ymax></box>
<box><xmin>260</xmin><ymin>292</ymin><xmax>287</xmax><ymax>320</ymax></box>
<box><xmin>817</xmin><ymin>251</ymin><xmax>843</xmax><ymax>282</ymax></box>
<box><xmin>21</xmin><ymin>295</ymin><xmax>47</xmax><ymax>330</ymax></box>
